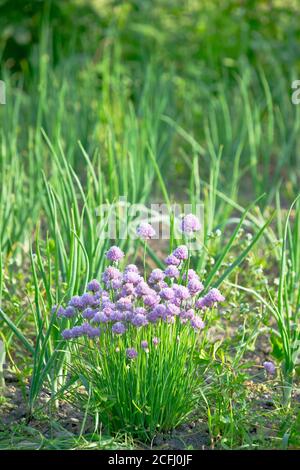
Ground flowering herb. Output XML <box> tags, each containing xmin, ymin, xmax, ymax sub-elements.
<box><xmin>136</xmin><ymin>222</ymin><xmax>156</xmax><ymax>240</ymax></box>
<box><xmin>263</xmin><ymin>361</ymin><xmax>276</xmax><ymax>375</ymax></box>
<box><xmin>57</xmin><ymin>240</ymin><xmax>225</xmax><ymax>440</ymax></box>
<box><xmin>179</xmin><ymin>213</ymin><xmax>201</xmax><ymax>234</ymax></box>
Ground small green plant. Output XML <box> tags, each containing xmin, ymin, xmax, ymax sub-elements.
<box><xmin>268</xmin><ymin>195</ymin><xmax>300</xmax><ymax>406</ymax></box>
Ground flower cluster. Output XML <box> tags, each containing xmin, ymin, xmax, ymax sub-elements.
<box><xmin>179</xmin><ymin>213</ymin><xmax>201</xmax><ymax>234</ymax></box>
<box><xmin>56</xmin><ymin>242</ymin><xmax>225</xmax><ymax>359</ymax></box>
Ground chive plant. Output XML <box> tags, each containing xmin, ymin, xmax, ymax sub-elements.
<box><xmin>55</xmin><ymin>228</ymin><xmax>226</xmax><ymax>440</ymax></box>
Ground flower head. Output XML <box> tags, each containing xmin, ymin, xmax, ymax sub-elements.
<box><xmin>124</xmin><ymin>264</ymin><xmax>139</xmax><ymax>273</ymax></box>
<box><xmin>263</xmin><ymin>361</ymin><xmax>276</xmax><ymax>375</ymax></box>
<box><xmin>85</xmin><ymin>324</ymin><xmax>100</xmax><ymax>338</ymax></box>
<box><xmin>160</xmin><ymin>287</ymin><xmax>175</xmax><ymax>301</ymax></box>
<box><xmin>51</xmin><ymin>305</ymin><xmax>65</xmax><ymax>317</ymax></box>
<box><xmin>61</xmin><ymin>328</ymin><xmax>73</xmax><ymax>340</ymax></box>
<box><xmin>165</xmin><ymin>302</ymin><xmax>180</xmax><ymax>317</ymax></box>
<box><xmin>164</xmin><ymin>265</ymin><xmax>180</xmax><ymax>279</ymax></box>
<box><xmin>141</xmin><ymin>340</ymin><xmax>149</xmax><ymax>352</ymax></box>
<box><xmin>188</xmin><ymin>279</ymin><xmax>204</xmax><ymax>296</ymax></box>
<box><xmin>173</xmin><ymin>284</ymin><xmax>190</xmax><ymax>301</ymax></box>
<box><xmin>126</xmin><ymin>347</ymin><xmax>138</xmax><ymax>359</ymax></box>
<box><xmin>106</xmin><ymin>246</ymin><xmax>125</xmax><ymax>262</ymax></box>
<box><xmin>182</xmin><ymin>269</ymin><xmax>199</xmax><ymax>281</ymax></box>
<box><xmin>112</xmin><ymin>322</ymin><xmax>126</xmax><ymax>335</ymax></box>
<box><xmin>81</xmin><ymin>293</ymin><xmax>98</xmax><ymax>308</ymax></box>
<box><xmin>143</xmin><ymin>293</ymin><xmax>160</xmax><ymax>307</ymax></box>
<box><xmin>123</xmin><ymin>271</ymin><xmax>141</xmax><ymax>285</ymax></box>
<box><xmin>148</xmin><ymin>305</ymin><xmax>166</xmax><ymax>323</ymax></box>
<box><xmin>131</xmin><ymin>314</ymin><xmax>148</xmax><ymax>327</ymax></box>
<box><xmin>190</xmin><ymin>316</ymin><xmax>205</xmax><ymax>331</ymax></box>
<box><xmin>87</xmin><ymin>279</ymin><xmax>101</xmax><ymax>292</ymax></box>
<box><xmin>136</xmin><ymin>222</ymin><xmax>156</xmax><ymax>240</ymax></box>
<box><xmin>196</xmin><ymin>288</ymin><xmax>225</xmax><ymax>309</ymax></box>
<box><xmin>135</xmin><ymin>281</ymin><xmax>152</xmax><ymax>297</ymax></box>
<box><xmin>179</xmin><ymin>213</ymin><xmax>201</xmax><ymax>234</ymax></box>
<box><xmin>148</xmin><ymin>268</ymin><xmax>165</xmax><ymax>283</ymax></box>
<box><xmin>93</xmin><ymin>311</ymin><xmax>109</xmax><ymax>323</ymax></box>
<box><xmin>82</xmin><ymin>307</ymin><xmax>96</xmax><ymax>319</ymax></box>
<box><xmin>111</xmin><ymin>310</ymin><xmax>125</xmax><ymax>321</ymax></box>
<box><xmin>64</xmin><ymin>306</ymin><xmax>77</xmax><ymax>318</ymax></box>
<box><xmin>173</xmin><ymin>245</ymin><xmax>188</xmax><ymax>260</ymax></box>
<box><xmin>165</xmin><ymin>254</ymin><xmax>181</xmax><ymax>266</ymax></box>
<box><xmin>68</xmin><ymin>296</ymin><xmax>84</xmax><ymax>310</ymax></box>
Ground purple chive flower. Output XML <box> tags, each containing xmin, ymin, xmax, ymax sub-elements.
<box><xmin>148</xmin><ymin>268</ymin><xmax>165</xmax><ymax>283</ymax></box>
<box><xmin>84</xmin><ymin>324</ymin><xmax>100</xmax><ymax>338</ymax></box>
<box><xmin>135</xmin><ymin>281</ymin><xmax>152</xmax><ymax>297</ymax></box>
<box><xmin>148</xmin><ymin>311</ymin><xmax>159</xmax><ymax>323</ymax></box>
<box><xmin>65</xmin><ymin>325</ymin><xmax>84</xmax><ymax>339</ymax></box>
<box><xmin>62</xmin><ymin>306</ymin><xmax>76</xmax><ymax>318</ymax></box>
<box><xmin>183</xmin><ymin>269</ymin><xmax>199</xmax><ymax>281</ymax></box>
<box><xmin>112</xmin><ymin>322</ymin><xmax>126</xmax><ymax>335</ymax></box>
<box><xmin>160</xmin><ymin>287</ymin><xmax>175</xmax><ymax>300</ymax></box>
<box><xmin>195</xmin><ymin>298</ymin><xmax>205</xmax><ymax>309</ymax></box>
<box><xmin>143</xmin><ymin>293</ymin><xmax>160</xmax><ymax>307</ymax></box>
<box><xmin>263</xmin><ymin>361</ymin><xmax>276</xmax><ymax>375</ymax></box>
<box><xmin>190</xmin><ymin>316</ymin><xmax>205</xmax><ymax>331</ymax></box>
<box><xmin>87</xmin><ymin>279</ymin><xmax>100</xmax><ymax>292</ymax></box>
<box><xmin>152</xmin><ymin>280</ymin><xmax>168</xmax><ymax>292</ymax></box>
<box><xmin>173</xmin><ymin>245</ymin><xmax>188</xmax><ymax>260</ymax></box>
<box><xmin>135</xmin><ymin>307</ymin><xmax>147</xmax><ymax>316</ymax></box>
<box><xmin>52</xmin><ymin>305</ymin><xmax>65</xmax><ymax>317</ymax></box>
<box><xmin>206</xmin><ymin>288</ymin><xmax>225</xmax><ymax>303</ymax></box>
<box><xmin>148</xmin><ymin>305</ymin><xmax>166</xmax><ymax>322</ymax></box>
<box><xmin>180</xmin><ymin>308</ymin><xmax>195</xmax><ymax>320</ymax></box>
<box><xmin>188</xmin><ymin>279</ymin><xmax>204</xmax><ymax>296</ymax></box>
<box><xmin>153</xmin><ymin>304</ymin><xmax>166</xmax><ymax>317</ymax></box>
<box><xmin>111</xmin><ymin>279</ymin><xmax>123</xmax><ymax>290</ymax></box>
<box><xmin>126</xmin><ymin>348</ymin><xmax>138</xmax><ymax>359</ymax></box>
<box><xmin>81</xmin><ymin>293</ymin><xmax>97</xmax><ymax>308</ymax></box>
<box><xmin>131</xmin><ymin>314</ymin><xmax>148</xmax><ymax>327</ymax></box>
<box><xmin>136</xmin><ymin>222</ymin><xmax>156</xmax><ymax>240</ymax></box>
<box><xmin>124</xmin><ymin>264</ymin><xmax>139</xmax><ymax>273</ymax></box>
<box><xmin>121</xmin><ymin>283</ymin><xmax>135</xmax><ymax>296</ymax></box>
<box><xmin>173</xmin><ymin>284</ymin><xmax>190</xmax><ymax>300</ymax></box>
<box><xmin>102</xmin><ymin>305</ymin><xmax>114</xmax><ymax>317</ymax></box>
<box><xmin>62</xmin><ymin>328</ymin><xmax>73</xmax><ymax>340</ymax></box>
<box><xmin>69</xmin><ymin>295</ymin><xmax>84</xmax><ymax>310</ymax></box>
<box><xmin>88</xmin><ymin>328</ymin><xmax>100</xmax><ymax>338</ymax></box>
<box><xmin>123</xmin><ymin>271</ymin><xmax>141</xmax><ymax>285</ymax></box>
<box><xmin>141</xmin><ymin>340</ymin><xmax>149</xmax><ymax>351</ymax></box>
<box><xmin>165</xmin><ymin>254</ymin><xmax>180</xmax><ymax>266</ymax></box>
<box><xmin>116</xmin><ymin>297</ymin><xmax>133</xmax><ymax>311</ymax></box>
<box><xmin>196</xmin><ymin>288</ymin><xmax>225</xmax><ymax>309</ymax></box>
<box><xmin>100</xmin><ymin>290</ymin><xmax>110</xmax><ymax>301</ymax></box>
<box><xmin>179</xmin><ymin>214</ymin><xmax>201</xmax><ymax>234</ymax></box>
<box><xmin>164</xmin><ymin>265</ymin><xmax>180</xmax><ymax>279</ymax></box>
<box><xmin>102</xmin><ymin>298</ymin><xmax>114</xmax><ymax>308</ymax></box>
<box><xmin>165</xmin><ymin>302</ymin><xmax>180</xmax><ymax>317</ymax></box>
<box><xmin>111</xmin><ymin>310</ymin><xmax>125</xmax><ymax>321</ymax></box>
<box><xmin>125</xmin><ymin>310</ymin><xmax>134</xmax><ymax>321</ymax></box>
<box><xmin>93</xmin><ymin>311</ymin><xmax>109</xmax><ymax>323</ymax></box>
<box><xmin>171</xmin><ymin>297</ymin><xmax>181</xmax><ymax>307</ymax></box>
<box><xmin>106</xmin><ymin>246</ymin><xmax>125</xmax><ymax>262</ymax></box>
<box><xmin>102</xmin><ymin>266</ymin><xmax>122</xmax><ymax>282</ymax></box>
<box><xmin>152</xmin><ymin>337</ymin><xmax>160</xmax><ymax>347</ymax></box>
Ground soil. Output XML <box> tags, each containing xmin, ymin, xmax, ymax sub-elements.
<box><xmin>1</xmin><ymin>365</ymin><xmax>298</xmax><ymax>450</ymax></box>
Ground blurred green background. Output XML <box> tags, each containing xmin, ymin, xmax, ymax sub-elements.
<box><xmin>1</xmin><ymin>0</ymin><xmax>300</xmax><ymax>210</ymax></box>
